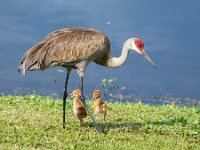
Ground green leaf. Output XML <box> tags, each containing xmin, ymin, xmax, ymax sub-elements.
<box><xmin>108</xmin><ymin>79</ymin><xmax>113</xmax><ymax>83</ymax></box>
<box><xmin>102</xmin><ymin>79</ymin><xmax>107</xmax><ymax>82</ymax></box>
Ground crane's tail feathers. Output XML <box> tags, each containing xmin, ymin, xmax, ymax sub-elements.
<box><xmin>18</xmin><ymin>42</ymin><xmax>46</xmax><ymax>75</ymax></box>
<box><xmin>18</xmin><ymin>62</ymin><xmax>26</xmax><ymax>76</ymax></box>
<box><xmin>18</xmin><ymin>56</ymin><xmax>39</xmax><ymax>76</ymax></box>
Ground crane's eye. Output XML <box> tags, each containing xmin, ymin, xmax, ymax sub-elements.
<box><xmin>134</xmin><ymin>39</ymin><xmax>144</xmax><ymax>50</ymax></box>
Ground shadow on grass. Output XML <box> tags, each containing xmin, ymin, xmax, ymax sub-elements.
<box><xmin>84</xmin><ymin>117</ymin><xmax>187</xmax><ymax>133</ymax></box>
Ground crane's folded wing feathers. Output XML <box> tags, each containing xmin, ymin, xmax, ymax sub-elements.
<box><xmin>18</xmin><ymin>28</ymin><xmax>111</xmax><ymax>74</ymax></box>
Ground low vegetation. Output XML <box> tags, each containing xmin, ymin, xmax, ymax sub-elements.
<box><xmin>0</xmin><ymin>95</ymin><xmax>199</xmax><ymax>149</ymax></box>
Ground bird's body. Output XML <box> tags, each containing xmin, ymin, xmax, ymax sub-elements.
<box><xmin>92</xmin><ymin>89</ymin><xmax>107</xmax><ymax>121</ymax></box>
<box><xmin>18</xmin><ymin>27</ymin><xmax>156</xmax><ymax>133</ymax></box>
<box><xmin>18</xmin><ymin>28</ymin><xmax>110</xmax><ymax>75</ymax></box>
<box><xmin>70</xmin><ymin>89</ymin><xmax>87</xmax><ymax>126</ymax></box>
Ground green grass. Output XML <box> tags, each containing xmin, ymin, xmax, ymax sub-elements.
<box><xmin>0</xmin><ymin>95</ymin><xmax>199</xmax><ymax>150</ymax></box>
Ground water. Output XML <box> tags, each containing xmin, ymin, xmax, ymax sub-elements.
<box><xmin>0</xmin><ymin>0</ymin><xmax>200</xmax><ymax>102</ymax></box>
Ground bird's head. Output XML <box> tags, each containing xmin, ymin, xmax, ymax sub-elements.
<box><xmin>69</xmin><ymin>89</ymin><xmax>81</xmax><ymax>99</ymax></box>
<box><xmin>127</xmin><ymin>38</ymin><xmax>157</xmax><ymax>68</ymax></box>
<box><xmin>93</xmin><ymin>89</ymin><xmax>101</xmax><ymax>99</ymax></box>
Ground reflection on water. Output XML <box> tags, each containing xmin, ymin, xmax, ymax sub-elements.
<box><xmin>0</xmin><ymin>0</ymin><xmax>200</xmax><ymax>103</ymax></box>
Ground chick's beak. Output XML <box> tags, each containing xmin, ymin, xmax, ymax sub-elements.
<box><xmin>69</xmin><ymin>93</ymin><xmax>73</xmax><ymax>98</ymax></box>
<box><xmin>142</xmin><ymin>50</ymin><xmax>157</xmax><ymax>69</ymax></box>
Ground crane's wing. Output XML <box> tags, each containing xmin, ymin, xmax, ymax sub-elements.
<box><xmin>18</xmin><ymin>28</ymin><xmax>109</xmax><ymax>75</ymax></box>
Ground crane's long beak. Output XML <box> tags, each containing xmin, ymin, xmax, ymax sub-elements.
<box><xmin>142</xmin><ymin>50</ymin><xmax>157</xmax><ymax>69</ymax></box>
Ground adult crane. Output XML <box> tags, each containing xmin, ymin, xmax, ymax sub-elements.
<box><xmin>18</xmin><ymin>28</ymin><xmax>156</xmax><ymax>133</ymax></box>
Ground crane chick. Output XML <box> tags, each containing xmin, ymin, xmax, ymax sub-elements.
<box><xmin>92</xmin><ymin>89</ymin><xmax>107</xmax><ymax>121</ymax></box>
<box><xmin>70</xmin><ymin>89</ymin><xmax>87</xmax><ymax>126</ymax></box>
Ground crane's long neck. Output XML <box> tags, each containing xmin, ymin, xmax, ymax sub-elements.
<box><xmin>106</xmin><ymin>42</ymin><xmax>131</xmax><ymax>68</ymax></box>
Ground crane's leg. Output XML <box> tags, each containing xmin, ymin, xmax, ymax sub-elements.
<box><xmin>79</xmin><ymin>77</ymin><xmax>104</xmax><ymax>134</ymax></box>
<box><xmin>63</xmin><ymin>69</ymin><xmax>71</xmax><ymax>129</ymax></box>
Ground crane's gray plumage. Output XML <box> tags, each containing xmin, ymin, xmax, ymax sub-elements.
<box><xmin>18</xmin><ymin>28</ymin><xmax>110</xmax><ymax>75</ymax></box>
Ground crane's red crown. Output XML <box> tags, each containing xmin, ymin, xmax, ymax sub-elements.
<box><xmin>134</xmin><ymin>39</ymin><xmax>144</xmax><ymax>50</ymax></box>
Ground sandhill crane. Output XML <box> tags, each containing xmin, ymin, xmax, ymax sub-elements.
<box><xmin>18</xmin><ymin>28</ymin><xmax>156</xmax><ymax>133</ymax></box>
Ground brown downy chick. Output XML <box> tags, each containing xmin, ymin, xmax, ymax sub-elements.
<box><xmin>92</xmin><ymin>89</ymin><xmax>107</xmax><ymax>121</ymax></box>
<box><xmin>70</xmin><ymin>89</ymin><xmax>87</xmax><ymax>126</ymax></box>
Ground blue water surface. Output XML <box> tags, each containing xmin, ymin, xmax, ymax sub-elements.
<box><xmin>0</xmin><ymin>0</ymin><xmax>200</xmax><ymax>101</ymax></box>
